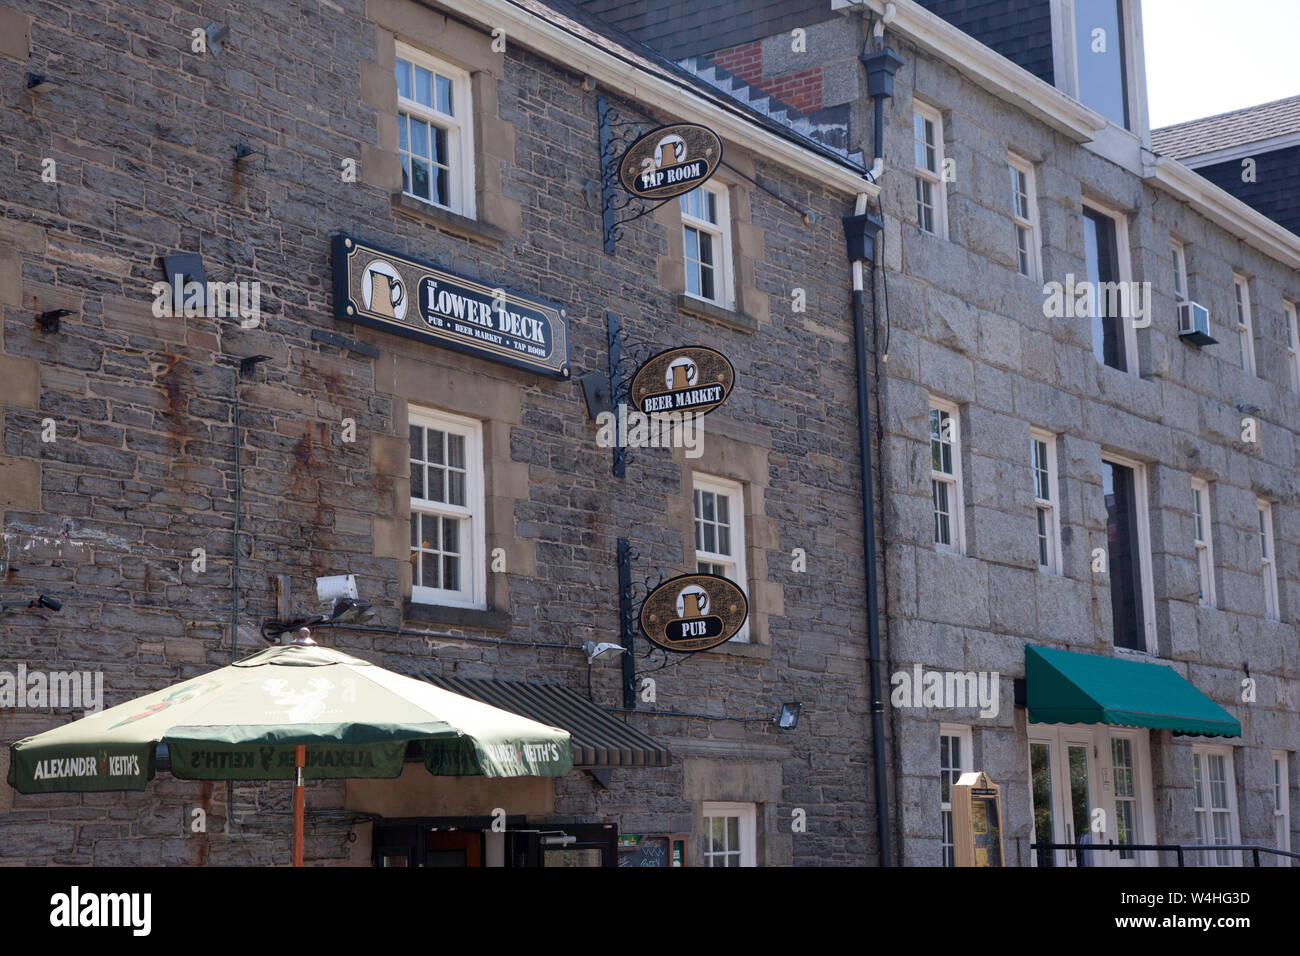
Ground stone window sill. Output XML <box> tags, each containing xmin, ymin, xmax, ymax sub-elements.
<box><xmin>391</xmin><ymin>193</ymin><xmax>507</xmax><ymax>245</ymax></box>
<box><xmin>403</xmin><ymin>600</ymin><xmax>510</xmax><ymax>632</ymax></box>
<box><xmin>676</xmin><ymin>294</ymin><xmax>758</xmax><ymax>333</ymax></box>
<box><xmin>693</xmin><ymin>640</ymin><xmax>770</xmax><ymax>662</ymax></box>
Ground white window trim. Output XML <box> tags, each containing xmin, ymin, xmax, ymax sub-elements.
<box><xmin>680</xmin><ymin>183</ymin><xmax>736</xmax><ymax>311</ymax></box>
<box><xmin>408</xmin><ymin>406</ymin><xmax>486</xmax><ymax>610</ymax></box>
<box><xmin>913</xmin><ymin>101</ymin><xmax>948</xmax><ymax>239</ymax></box>
<box><xmin>1082</xmin><ymin>199</ymin><xmax>1139</xmax><ymax>377</ymax></box>
<box><xmin>395</xmin><ymin>44</ymin><xmax>476</xmax><ymax>219</ymax></box>
<box><xmin>701</xmin><ymin>801</ymin><xmax>757</xmax><ymax>867</ymax></box>
<box><xmin>692</xmin><ymin>472</ymin><xmax>749</xmax><ymax>643</ymax></box>
<box><xmin>1284</xmin><ymin>300</ymin><xmax>1300</xmax><ymax>394</ymax></box>
<box><xmin>1171</xmin><ymin>238</ymin><xmax>1188</xmax><ymax>303</ymax></box>
<box><xmin>1009</xmin><ymin>154</ymin><xmax>1042</xmax><ymax>282</ymax></box>
<box><xmin>1274</xmin><ymin>749</ymin><xmax>1294</xmax><ymax>863</ymax></box>
<box><xmin>1274</xmin><ymin>751</ymin><xmax>1293</xmax><ymax>865</ymax></box>
<box><xmin>1233</xmin><ymin>274</ymin><xmax>1257</xmax><ymax>376</ymax></box>
<box><xmin>940</xmin><ymin>723</ymin><xmax>973</xmax><ymax>867</ymax></box>
<box><xmin>1192</xmin><ymin>743</ymin><xmax>1242</xmax><ymax>866</ymax></box>
<box><xmin>929</xmin><ymin>397</ymin><xmax>966</xmax><ymax>555</ymax></box>
<box><xmin>1048</xmin><ymin>0</ymin><xmax>1149</xmax><ymax>140</ymax></box>
<box><xmin>1031</xmin><ymin>429</ymin><xmax>1063</xmax><ymax>575</ymax></box>
<box><xmin>1258</xmin><ymin>499</ymin><xmax>1280</xmax><ymax>622</ymax></box>
<box><xmin>1101</xmin><ymin>452</ymin><xmax>1156</xmax><ymax>654</ymax></box>
<box><xmin>1027</xmin><ymin>724</ymin><xmax>1156</xmax><ymax>867</ymax></box>
<box><xmin>1191</xmin><ymin>477</ymin><xmax>1216</xmax><ymax>609</ymax></box>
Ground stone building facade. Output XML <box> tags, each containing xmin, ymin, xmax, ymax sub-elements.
<box><xmin>597</xmin><ymin>0</ymin><xmax>1300</xmax><ymax>867</ymax></box>
<box><xmin>0</xmin><ymin>0</ymin><xmax>885</xmax><ymax>865</ymax></box>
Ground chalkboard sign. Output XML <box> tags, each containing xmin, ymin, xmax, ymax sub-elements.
<box><xmin>618</xmin><ymin>835</ymin><xmax>669</xmax><ymax>867</ymax></box>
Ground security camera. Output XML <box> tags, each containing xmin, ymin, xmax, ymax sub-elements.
<box><xmin>316</xmin><ymin>574</ymin><xmax>358</xmax><ymax>605</ymax></box>
<box><xmin>36</xmin><ymin>594</ymin><xmax>61</xmax><ymax>612</ymax></box>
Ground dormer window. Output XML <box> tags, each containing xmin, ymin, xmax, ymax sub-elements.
<box><xmin>1051</xmin><ymin>0</ymin><xmax>1145</xmax><ymax>135</ymax></box>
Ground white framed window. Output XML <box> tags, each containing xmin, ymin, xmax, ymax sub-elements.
<box><xmin>1031</xmin><ymin>430</ymin><xmax>1063</xmax><ymax>574</ymax></box>
<box><xmin>693</xmin><ymin>473</ymin><xmax>749</xmax><ymax>643</ymax></box>
<box><xmin>1009</xmin><ymin>155</ymin><xmax>1041</xmax><ymax>281</ymax></box>
<box><xmin>1233</xmin><ymin>274</ymin><xmax>1256</xmax><ymax>375</ymax></box>
<box><xmin>679</xmin><ymin>184</ymin><xmax>735</xmax><ymax>310</ymax></box>
<box><xmin>701</xmin><ymin>801</ymin><xmax>756</xmax><ymax>867</ymax></box>
<box><xmin>1191</xmin><ymin>478</ymin><xmax>1216</xmax><ymax>608</ymax></box>
<box><xmin>1192</xmin><ymin>744</ymin><xmax>1241</xmax><ymax>866</ymax></box>
<box><xmin>1050</xmin><ymin>0</ymin><xmax>1144</xmax><ymax>134</ymax></box>
<box><xmin>395</xmin><ymin>46</ymin><xmax>475</xmax><ymax>218</ymax></box>
<box><xmin>1101</xmin><ymin>454</ymin><xmax>1155</xmax><ymax>653</ymax></box>
<box><xmin>1285</xmin><ymin>301</ymin><xmax>1300</xmax><ymax>393</ymax></box>
<box><xmin>1171</xmin><ymin>239</ymin><xmax>1188</xmax><ymax>302</ymax></box>
<box><xmin>408</xmin><ymin>406</ymin><xmax>486</xmax><ymax>609</ymax></box>
<box><xmin>1082</xmin><ymin>202</ymin><xmax>1138</xmax><ymax>376</ymax></box>
<box><xmin>940</xmin><ymin>724</ymin><xmax>973</xmax><ymax>866</ymax></box>
<box><xmin>929</xmin><ymin>399</ymin><xmax>965</xmax><ymax>554</ymax></box>
<box><xmin>1274</xmin><ymin>751</ymin><xmax>1293</xmax><ymax>865</ymax></box>
<box><xmin>913</xmin><ymin>103</ymin><xmax>947</xmax><ymax>238</ymax></box>
<box><xmin>1258</xmin><ymin>499</ymin><xmax>1280</xmax><ymax>622</ymax></box>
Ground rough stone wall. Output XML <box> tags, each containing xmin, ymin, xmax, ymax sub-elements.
<box><xmin>0</xmin><ymin>0</ymin><xmax>882</xmax><ymax>865</ymax></box>
<box><xmin>871</xmin><ymin>31</ymin><xmax>1300</xmax><ymax>865</ymax></box>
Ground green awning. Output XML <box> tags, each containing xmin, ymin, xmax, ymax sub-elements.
<box><xmin>425</xmin><ymin>676</ymin><xmax>672</xmax><ymax>768</ymax></box>
<box><xmin>1025</xmin><ymin>645</ymin><xmax>1241</xmax><ymax>737</ymax></box>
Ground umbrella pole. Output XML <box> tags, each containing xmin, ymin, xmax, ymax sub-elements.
<box><xmin>293</xmin><ymin>744</ymin><xmax>305</xmax><ymax>867</ymax></box>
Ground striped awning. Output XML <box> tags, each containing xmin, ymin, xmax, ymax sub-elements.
<box><xmin>424</xmin><ymin>676</ymin><xmax>672</xmax><ymax>768</ymax></box>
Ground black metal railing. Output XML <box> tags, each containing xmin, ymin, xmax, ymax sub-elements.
<box><xmin>1031</xmin><ymin>840</ymin><xmax>1300</xmax><ymax>866</ymax></box>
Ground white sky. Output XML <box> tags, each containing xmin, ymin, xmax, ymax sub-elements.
<box><xmin>1143</xmin><ymin>0</ymin><xmax>1300</xmax><ymax>127</ymax></box>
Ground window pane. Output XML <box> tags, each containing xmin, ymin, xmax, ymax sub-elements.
<box><xmin>1074</xmin><ymin>0</ymin><xmax>1129</xmax><ymax>128</ymax></box>
<box><xmin>428</xmin><ymin>466</ymin><xmax>445</xmax><ymax>504</ymax></box>
<box><xmin>717</xmin><ymin>524</ymin><xmax>731</xmax><ymax>555</ymax></box>
<box><xmin>698</xmin><ymin>232</ymin><xmax>714</xmax><ymax>267</ymax></box>
<box><xmin>1083</xmin><ymin>209</ymin><xmax>1125</xmax><ymax>371</ymax></box>
<box><xmin>705</xmin><ymin>190</ymin><xmax>717</xmax><ymax>224</ymax></box>
<box><xmin>414</xmin><ymin>66</ymin><xmax>433</xmax><ymax>108</ymax></box>
<box><xmin>1104</xmin><ymin>460</ymin><xmax>1145</xmax><ymax>650</ymax></box>
<box><xmin>436</xmin><ymin>74</ymin><xmax>452</xmax><ymax>115</ymax></box>
<box><xmin>447</xmin><ymin>433</ymin><xmax>464</xmax><ymax>469</ymax></box>
<box><xmin>410</xmin><ymin>158</ymin><xmax>431</xmax><ymax>201</ymax></box>
<box><xmin>448</xmin><ymin>470</ymin><xmax>465</xmax><ymax>507</ymax></box>
<box><xmin>683</xmin><ymin>227</ymin><xmax>699</xmax><ymax>262</ymax></box>
<box><xmin>1030</xmin><ymin>742</ymin><xmax>1056</xmax><ymax>867</ymax></box>
<box><xmin>410</xmin><ymin>460</ymin><xmax>424</xmax><ymax>500</ymax></box>
<box><xmin>396</xmin><ymin>59</ymin><xmax>412</xmax><ymax>100</ymax></box>
<box><xmin>716</xmin><ymin>494</ymin><xmax>729</xmax><ymax>525</ymax></box>
<box><xmin>398</xmin><ymin>113</ymin><xmax>409</xmax><ymax>152</ymax></box>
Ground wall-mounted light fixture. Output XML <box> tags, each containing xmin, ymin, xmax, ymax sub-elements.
<box><xmin>234</xmin><ymin>143</ymin><xmax>263</xmax><ymax>164</ymax></box>
<box><xmin>25</xmin><ymin>72</ymin><xmax>56</xmax><ymax>92</ymax></box>
<box><xmin>583</xmin><ymin>641</ymin><xmax>625</xmax><ymax>665</ymax></box>
<box><xmin>206</xmin><ymin>24</ymin><xmax>230</xmax><ymax>56</ymax></box>
<box><xmin>773</xmin><ymin>701</ymin><xmax>801</xmax><ymax>730</ymax></box>
<box><xmin>1</xmin><ymin>593</ymin><xmax>63</xmax><ymax>615</ymax></box>
<box><xmin>36</xmin><ymin>309</ymin><xmax>73</xmax><ymax>333</ymax></box>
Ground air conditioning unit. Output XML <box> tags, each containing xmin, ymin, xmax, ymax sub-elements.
<box><xmin>1177</xmin><ymin>300</ymin><xmax>1217</xmax><ymax>346</ymax></box>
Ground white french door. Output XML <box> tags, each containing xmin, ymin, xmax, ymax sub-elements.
<box><xmin>1028</xmin><ymin>725</ymin><xmax>1155</xmax><ymax>867</ymax></box>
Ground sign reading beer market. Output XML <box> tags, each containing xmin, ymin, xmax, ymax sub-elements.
<box><xmin>639</xmin><ymin>572</ymin><xmax>749</xmax><ymax>653</ymax></box>
<box><xmin>618</xmin><ymin>123</ymin><xmax>724</xmax><ymax>200</ymax></box>
<box><xmin>630</xmin><ymin>345</ymin><xmax>735</xmax><ymax>418</ymax></box>
<box><xmin>332</xmin><ymin>234</ymin><xmax>570</xmax><ymax>378</ymax></box>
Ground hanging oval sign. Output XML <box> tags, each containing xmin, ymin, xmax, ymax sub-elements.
<box><xmin>629</xmin><ymin>346</ymin><xmax>735</xmax><ymax>418</ymax></box>
<box><xmin>639</xmin><ymin>572</ymin><xmax>749</xmax><ymax>653</ymax></box>
<box><xmin>618</xmin><ymin>123</ymin><xmax>724</xmax><ymax>200</ymax></box>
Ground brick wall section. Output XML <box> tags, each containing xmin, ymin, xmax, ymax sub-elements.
<box><xmin>711</xmin><ymin>41</ymin><xmax>824</xmax><ymax>117</ymax></box>
<box><xmin>0</xmin><ymin>0</ymin><xmax>882</xmax><ymax>865</ymax></box>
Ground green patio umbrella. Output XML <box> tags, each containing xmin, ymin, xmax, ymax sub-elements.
<box><xmin>7</xmin><ymin>638</ymin><xmax>573</xmax><ymax>865</ymax></box>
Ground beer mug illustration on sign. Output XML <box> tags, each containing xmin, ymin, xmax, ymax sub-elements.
<box><xmin>676</xmin><ymin>585</ymin><xmax>709</xmax><ymax>619</ymax></box>
<box><xmin>667</xmin><ymin>357</ymin><xmax>699</xmax><ymax>390</ymax></box>
<box><xmin>363</xmin><ymin>259</ymin><xmax>406</xmax><ymax>320</ymax></box>
<box><xmin>654</xmin><ymin>134</ymin><xmax>687</xmax><ymax>167</ymax></box>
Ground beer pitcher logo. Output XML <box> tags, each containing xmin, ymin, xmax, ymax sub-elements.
<box><xmin>654</xmin><ymin>133</ymin><xmax>687</xmax><ymax>168</ymax></box>
<box><xmin>666</xmin><ymin>357</ymin><xmax>699</xmax><ymax>390</ymax></box>
<box><xmin>362</xmin><ymin>259</ymin><xmax>406</xmax><ymax>321</ymax></box>
<box><xmin>676</xmin><ymin>585</ymin><xmax>709</xmax><ymax>619</ymax></box>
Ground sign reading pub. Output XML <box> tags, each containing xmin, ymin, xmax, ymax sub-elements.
<box><xmin>640</xmin><ymin>572</ymin><xmax>749</xmax><ymax>653</ymax></box>
<box><xmin>618</xmin><ymin>123</ymin><xmax>723</xmax><ymax>201</ymax></box>
<box><xmin>332</xmin><ymin>235</ymin><xmax>570</xmax><ymax>378</ymax></box>
<box><xmin>630</xmin><ymin>345</ymin><xmax>734</xmax><ymax>418</ymax></box>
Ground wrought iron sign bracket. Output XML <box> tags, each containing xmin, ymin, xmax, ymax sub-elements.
<box><xmin>597</xmin><ymin>95</ymin><xmax>670</xmax><ymax>255</ymax></box>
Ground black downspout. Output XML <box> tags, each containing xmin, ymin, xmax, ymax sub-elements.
<box><xmin>847</xmin><ymin>42</ymin><xmax>904</xmax><ymax>868</ymax></box>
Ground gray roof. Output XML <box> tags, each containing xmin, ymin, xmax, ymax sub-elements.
<box><xmin>1152</xmin><ymin>94</ymin><xmax>1300</xmax><ymax>160</ymax></box>
<box><xmin>510</xmin><ymin>0</ymin><xmax>867</xmax><ymax>173</ymax></box>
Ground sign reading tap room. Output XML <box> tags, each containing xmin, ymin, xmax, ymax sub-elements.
<box><xmin>618</xmin><ymin>123</ymin><xmax>723</xmax><ymax>201</ymax></box>
<box><xmin>332</xmin><ymin>234</ymin><xmax>570</xmax><ymax>379</ymax></box>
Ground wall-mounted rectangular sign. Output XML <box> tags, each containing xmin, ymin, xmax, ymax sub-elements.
<box><xmin>331</xmin><ymin>234</ymin><xmax>570</xmax><ymax>379</ymax></box>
